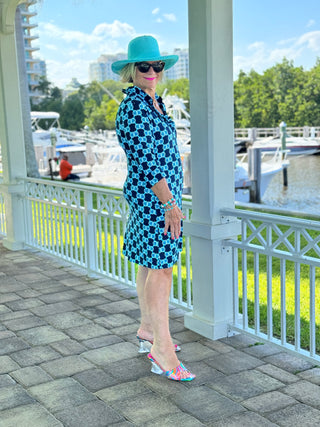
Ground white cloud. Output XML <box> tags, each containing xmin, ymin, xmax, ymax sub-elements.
<box><xmin>163</xmin><ymin>13</ymin><xmax>176</xmax><ymax>22</ymax></box>
<box><xmin>93</xmin><ymin>20</ymin><xmax>135</xmax><ymax>38</ymax></box>
<box><xmin>152</xmin><ymin>7</ymin><xmax>160</xmax><ymax>15</ymax></box>
<box><xmin>297</xmin><ymin>30</ymin><xmax>320</xmax><ymax>52</ymax></box>
<box><xmin>306</xmin><ymin>19</ymin><xmax>316</xmax><ymax>28</ymax></box>
<box><xmin>156</xmin><ymin>18</ymin><xmax>163</xmax><ymax>23</ymax></box>
<box><xmin>44</xmin><ymin>44</ymin><xmax>58</xmax><ymax>51</ymax></box>
<box><xmin>37</xmin><ymin>20</ymin><xmax>138</xmax><ymax>87</ymax></box>
<box><xmin>234</xmin><ymin>29</ymin><xmax>320</xmax><ymax>78</ymax></box>
<box><xmin>45</xmin><ymin>58</ymin><xmax>90</xmax><ymax>88</ymax></box>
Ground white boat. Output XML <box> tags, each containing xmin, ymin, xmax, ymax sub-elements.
<box><xmin>234</xmin><ymin>150</ymin><xmax>288</xmax><ymax>202</ymax></box>
<box><xmin>31</xmin><ymin>112</ymin><xmax>91</xmax><ymax>178</ymax></box>
<box><xmin>253</xmin><ymin>135</ymin><xmax>320</xmax><ymax>156</ymax></box>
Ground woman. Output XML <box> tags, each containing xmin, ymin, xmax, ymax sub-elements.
<box><xmin>112</xmin><ymin>35</ymin><xmax>195</xmax><ymax>382</ymax></box>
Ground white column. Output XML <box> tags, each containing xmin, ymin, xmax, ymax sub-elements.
<box><xmin>0</xmin><ymin>0</ymin><xmax>27</xmax><ymax>250</ymax></box>
<box><xmin>184</xmin><ymin>0</ymin><xmax>240</xmax><ymax>339</ymax></box>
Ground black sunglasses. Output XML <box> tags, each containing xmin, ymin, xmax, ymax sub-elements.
<box><xmin>135</xmin><ymin>61</ymin><xmax>165</xmax><ymax>73</ymax></box>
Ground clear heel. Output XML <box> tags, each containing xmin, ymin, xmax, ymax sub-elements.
<box><xmin>138</xmin><ymin>339</ymin><xmax>152</xmax><ymax>354</ymax></box>
<box><xmin>151</xmin><ymin>361</ymin><xmax>164</xmax><ymax>375</ymax></box>
<box><xmin>137</xmin><ymin>335</ymin><xmax>181</xmax><ymax>353</ymax></box>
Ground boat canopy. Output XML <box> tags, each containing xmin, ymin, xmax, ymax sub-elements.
<box><xmin>31</xmin><ymin>112</ymin><xmax>60</xmax><ymax>120</ymax></box>
<box><xmin>31</xmin><ymin>111</ymin><xmax>60</xmax><ymax>130</ymax></box>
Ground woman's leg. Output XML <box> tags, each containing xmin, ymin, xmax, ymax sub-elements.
<box><xmin>136</xmin><ymin>265</ymin><xmax>153</xmax><ymax>341</ymax></box>
<box><xmin>144</xmin><ymin>267</ymin><xmax>182</xmax><ymax>371</ymax></box>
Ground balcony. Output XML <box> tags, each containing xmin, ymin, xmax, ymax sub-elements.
<box><xmin>0</xmin><ymin>184</ymin><xmax>319</xmax><ymax>424</ymax></box>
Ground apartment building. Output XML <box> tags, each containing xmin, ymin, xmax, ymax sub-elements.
<box><xmin>19</xmin><ymin>0</ymin><xmax>47</xmax><ymax>103</ymax></box>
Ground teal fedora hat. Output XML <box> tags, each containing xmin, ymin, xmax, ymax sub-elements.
<box><xmin>111</xmin><ymin>35</ymin><xmax>179</xmax><ymax>74</ymax></box>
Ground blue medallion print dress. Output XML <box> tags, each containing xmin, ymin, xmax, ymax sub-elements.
<box><xmin>116</xmin><ymin>86</ymin><xmax>183</xmax><ymax>269</ymax></box>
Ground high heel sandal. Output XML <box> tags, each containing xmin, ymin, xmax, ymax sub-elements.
<box><xmin>147</xmin><ymin>353</ymin><xmax>195</xmax><ymax>381</ymax></box>
<box><xmin>136</xmin><ymin>335</ymin><xmax>181</xmax><ymax>354</ymax></box>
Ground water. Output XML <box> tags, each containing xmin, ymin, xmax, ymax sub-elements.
<box><xmin>262</xmin><ymin>155</ymin><xmax>320</xmax><ymax>215</ymax></box>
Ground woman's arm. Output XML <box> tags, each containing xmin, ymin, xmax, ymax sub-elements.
<box><xmin>152</xmin><ymin>178</ymin><xmax>184</xmax><ymax>240</ymax></box>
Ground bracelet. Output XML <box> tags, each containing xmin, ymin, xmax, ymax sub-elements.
<box><xmin>164</xmin><ymin>204</ymin><xmax>176</xmax><ymax>212</ymax></box>
<box><xmin>161</xmin><ymin>197</ymin><xmax>176</xmax><ymax>211</ymax></box>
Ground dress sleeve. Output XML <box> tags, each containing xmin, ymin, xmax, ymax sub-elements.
<box><xmin>119</xmin><ymin>100</ymin><xmax>166</xmax><ymax>188</ymax></box>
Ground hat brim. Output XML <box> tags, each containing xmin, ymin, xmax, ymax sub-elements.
<box><xmin>111</xmin><ymin>54</ymin><xmax>179</xmax><ymax>75</ymax></box>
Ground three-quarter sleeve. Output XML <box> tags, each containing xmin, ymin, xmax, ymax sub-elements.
<box><xmin>119</xmin><ymin>100</ymin><xmax>166</xmax><ymax>188</ymax></box>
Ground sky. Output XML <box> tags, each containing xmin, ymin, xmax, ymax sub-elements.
<box><xmin>32</xmin><ymin>0</ymin><xmax>320</xmax><ymax>88</ymax></box>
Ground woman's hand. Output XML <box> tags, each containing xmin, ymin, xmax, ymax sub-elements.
<box><xmin>164</xmin><ymin>206</ymin><xmax>185</xmax><ymax>239</ymax></box>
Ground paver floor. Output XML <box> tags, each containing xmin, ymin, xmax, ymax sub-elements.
<box><xmin>1</xmin><ymin>240</ymin><xmax>320</xmax><ymax>426</ymax></box>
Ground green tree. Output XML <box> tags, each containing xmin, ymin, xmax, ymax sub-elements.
<box><xmin>60</xmin><ymin>94</ymin><xmax>85</xmax><ymax>130</ymax></box>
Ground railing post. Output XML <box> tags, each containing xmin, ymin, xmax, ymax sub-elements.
<box><xmin>84</xmin><ymin>190</ymin><xmax>97</xmax><ymax>275</ymax></box>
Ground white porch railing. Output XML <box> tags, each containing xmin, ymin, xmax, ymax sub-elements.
<box><xmin>221</xmin><ymin>207</ymin><xmax>320</xmax><ymax>363</ymax></box>
<box><xmin>2</xmin><ymin>178</ymin><xmax>320</xmax><ymax>362</ymax></box>
<box><xmin>23</xmin><ymin>178</ymin><xmax>193</xmax><ymax>310</ymax></box>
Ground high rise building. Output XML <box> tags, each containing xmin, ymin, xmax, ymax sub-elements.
<box><xmin>89</xmin><ymin>54</ymin><xmax>126</xmax><ymax>82</ymax></box>
<box><xmin>19</xmin><ymin>0</ymin><xmax>47</xmax><ymax>103</ymax></box>
<box><xmin>165</xmin><ymin>48</ymin><xmax>189</xmax><ymax>80</ymax></box>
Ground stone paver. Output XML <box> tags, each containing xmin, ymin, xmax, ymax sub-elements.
<box><xmin>0</xmin><ymin>385</ymin><xmax>35</xmax><ymax>411</ymax></box>
<box><xmin>242</xmin><ymin>390</ymin><xmax>297</xmax><ymax>413</ymax></box>
<box><xmin>256</xmin><ymin>363</ymin><xmax>299</xmax><ymax>384</ymax></box>
<box><xmin>110</xmin><ymin>393</ymin><xmax>181</xmax><ymax>424</ymax></box>
<box><xmin>64</xmin><ymin>323</ymin><xmax>110</xmax><ymax>340</ymax></box>
<box><xmin>11</xmin><ymin>366</ymin><xmax>53</xmax><ymax>387</ymax></box>
<box><xmin>3</xmin><ymin>315</ymin><xmax>47</xmax><ymax>332</ymax></box>
<box><xmin>1</xmin><ymin>240</ymin><xmax>320</xmax><ymax>426</ymax></box>
<box><xmin>0</xmin><ymin>356</ymin><xmax>20</xmax><ymax>374</ymax></box>
<box><xmin>209</xmin><ymin>370</ymin><xmax>284</xmax><ymax>402</ymax></box>
<box><xmin>263</xmin><ymin>351</ymin><xmax>314</xmax><ymax>373</ymax></box>
<box><xmin>0</xmin><ymin>337</ymin><xmax>30</xmax><ymax>355</ymax></box>
<box><xmin>10</xmin><ymin>346</ymin><xmax>61</xmax><ymax>367</ymax></box>
<box><xmin>298</xmin><ymin>367</ymin><xmax>320</xmax><ymax>385</ymax></box>
<box><xmin>40</xmin><ymin>355</ymin><xmax>95</xmax><ymax>378</ymax></box>
<box><xmin>82</xmin><ymin>342</ymin><xmax>138</xmax><ymax>365</ymax></box>
<box><xmin>0</xmin><ymin>403</ymin><xmax>63</xmax><ymax>427</ymax></box>
<box><xmin>54</xmin><ymin>400</ymin><xmax>124</xmax><ymax>426</ymax></box>
<box><xmin>43</xmin><ymin>312</ymin><xmax>92</xmax><ymax>329</ymax></box>
<box><xmin>205</xmin><ymin>349</ymin><xmax>264</xmax><ymax>374</ymax></box>
<box><xmin>28</xmin><ymin>378</ymin><xmax>96</xmax><ymax>413</ymax></box>
<box><xmin>282</xmin><ymin>380</ymin><xmax>320</xmax><ymax>408</ymax></box>
<box><xmin>73</xmin><ymin>368</ymin><xmax>118</xmax><ymax>392</ymax></box>
<box><xmin>209</xmin><ymin>412</ymin><xmax>277</xmax><ymax>426</ymax></box>
<box><xmin>17</xmin><ymin>326</ymin><xmax>69</xmax><ymax>346</ymax></box>
<box><xmin>266</xmin><ymin>403</ymin><xmax>320</xmax><ymax>426</ymax></box>
<box><xmin>49</xmin><ymin>338</ymin><xmax>87</xmax><ymax>356</ymax></box>
<box><xmin>171</xmin><ymin>386</ymin><xmax>245</xmax><ymax>423</ymax></box>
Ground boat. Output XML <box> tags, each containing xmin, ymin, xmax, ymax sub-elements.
<box><xmin>252</xmin><ymin>135</ymin><xmax>320</xmax><ymax>156</ymax></box>
<box><xmin>234</xmin><ymin>149</ymin><xmax>289</xmax><ymax>202</ymax></box>
<box><xmin>31</xmin><ymin>112</ymin><xmax>92</xmax><ymax>178</ymax></box>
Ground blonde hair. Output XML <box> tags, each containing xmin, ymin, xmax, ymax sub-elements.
<box><xmin>120</xmin><ymin>63</ymin><xmax>136</xmax><ymax>83</ymax></box>
<box><xmin>120</xmin><ymin>62</ymin><xmax>164</xmax><ymax>83</ymax></box>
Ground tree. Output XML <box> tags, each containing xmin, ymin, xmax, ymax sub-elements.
<box><xmin>60</xmin><ymin>94</ymin><xmax>85</xmax><ymax>130</ymax></box>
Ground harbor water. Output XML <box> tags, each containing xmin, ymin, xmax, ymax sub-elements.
<box><xmin>262</xmin><ymin>155</ymin><xmax>320</xmax><ymax>216</ymax></box>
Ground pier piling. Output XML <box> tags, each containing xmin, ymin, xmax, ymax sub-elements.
<box><xmin>280</xmin><ymin>121</ymin><xmax>288</xmax><ymax>187</ymax></box>
<box><xmin>248</xmin><ymin>147</ymin><xmax>262</xmax><ymax>203</ymax></box>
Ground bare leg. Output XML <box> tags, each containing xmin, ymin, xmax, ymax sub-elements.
<box><xmin>136</xmin><ymin>265</ymin><xmax>153</xmax><ymax>341</ymax></box>
<box><xmin>144</xmin><ymin>267</ymin><xmax>182</xmax><ymax>371</ymax></box>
